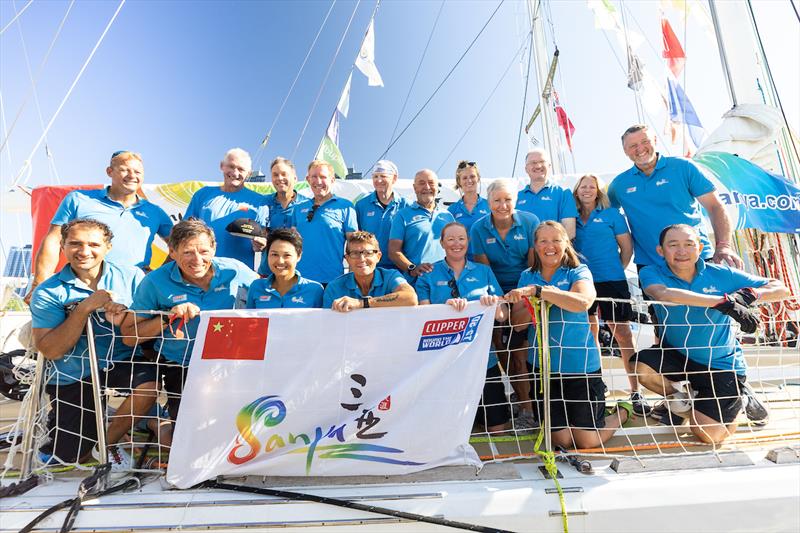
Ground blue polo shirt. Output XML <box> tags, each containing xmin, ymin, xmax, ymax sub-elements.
<box><xmin>30</xmin><ymin>261</ymin><xmax>144</xmax><ymax>385</ymax></box>
<box><xmin>130</xmin><ymin>257</ymin><xmax>258</xmax><ymax>366</ymax></box>
<box><xmin>51</xmin><ymin>187</ymin><xmax>173</xmax><ymax>269</ymax></box>
<box><xmin>415</xmin><ymin>259</ymin><xmax>502</xmax><ymax>370</ymax></box>
<box><xmin>518</xmin><ymin>264</ymin><xmax>600</xmax><ymax>374</ymax></box>
<box><xmin>292</xmin><ymin>196</ymin><xmax>358</xmax><ymax>284</ymax></box>
<box><xmin>608</xmin><ymin>155</ymin><xmax>716</xmax><ymax>267</ymax></box>
<box><xmin>470</xmin><ymin>211</ymin><xmax>540</xmax><ymax>293</ymax></box>
<box><xmin>258</xmin><ymin>191</ymin><xmax>306</xmax><ymax>275</ymax></box>
<box><xmin>355</xmin><ymin>192</ymin><xmax>409</xmax><ymax>269</ymax></box>
<box><xmin>389</xmin><ymin>202</ymin><xmax>455</xmax><ymax>278</ymax></box>
<box><xmin>574</xmin><ymin>207</ymin><xmax>630</xmax><ymax>283</ymax></box>
<box><xmin>322</xmin><ymin>267</ymin><xmax>408</xmax><ymax>308</ymax></box>
<box><xmin>515</xmin><ymin>182</ymin><xmax>578</xmax><ymax>223</ymax></box>
<box><xmin>183</xmin><ymin>186</ymin><xmax>269</xmax><ymax>269</ymax></box>
<box><xmin>246</xmin><ymin>273</ymin><xmax>323</xmax><ymax>309</ymax></box>
<box><xmin>639</xmin><ymin>260</ymin><xmax>768</xmax><ymax>374</ymax></box>
<box><xmin>447</xmin><ymin>197</ymin><xmax>490</xmax><ymax>233</ymax></box>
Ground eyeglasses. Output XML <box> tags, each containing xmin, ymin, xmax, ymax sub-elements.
<box><xmin>457</xmin><ymin>161</ymin><xmax>477</xmax><ymax>170</ymax></box>
<box><xmin>346</xmin><ymin>249</ymin><xmax>379</xmax><ymax>259</ymax></box>
<box><xmin>111</xmin><ymin>150</ymin><xmax>130</xmax><ymax>159</ymax></box>
<box><xmin>447</xmin><ymin>278</ymin><xmax>460</xmax><ymax>298</ymax></box>
<box><xmin>306</xmin><ymin>204</ymin><xmax>320</xmax><ymax>222</ymax></box>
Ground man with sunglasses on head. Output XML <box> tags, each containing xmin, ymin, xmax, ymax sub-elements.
<box><xmin>27</xmin><ymin>151</ymin><xmax>173</xmax><ymax>303</ymax></box>
<box><xmin>324</xmin><ymin>231</ymin><xmax>417</xmax><ymax>312</ymax></box>
<box><xmin>516</xmin><ymin>149</ymin><xmax>578</xmax><ymax>239</ymax></box>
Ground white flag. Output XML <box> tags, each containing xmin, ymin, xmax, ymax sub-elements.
<box><xmin>326</xmin><ymin>110</ymin><xmax>340</xmax><ymax>145</ymax></box>
<box><xmin>355</xmin><ymin>20</ymin><xmax>384</xmax><ymax>87</ymax></box>
<box><xmin>337</xmin><ymin>73</ymin><xmax>352</xmax><ymax>117</ymax></box>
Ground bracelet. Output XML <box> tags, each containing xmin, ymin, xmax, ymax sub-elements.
<box><xmin>361</xmin><ymin>296</ymin><xmax>370</xmax><ymax>309</ymax></box>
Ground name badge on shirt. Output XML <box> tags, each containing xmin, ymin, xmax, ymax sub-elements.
<box><xmin>486</xmin><ymin>237</ymin><xmax>496</xmax><ymax>244</ymax></box>
<box><xmin>436</xmin><ymin>281</ymin><xmax>449</xmax><ymax>286</ymax></box>
<box><xmin>259</xmin><ymin>295</ymin><xmax>272</xmax><ymax>301</ymax></box>
<box><xmin>367</xmin><ymin>211</ymin><xmax>376</xmax><ymax>217</ymax></box>
<box><xmin>172</xmin><ymin>294</ymin><xmax>187</xmax><ymax>303</ymax></box>
<box><xmin>626</xmin><ymin>186</ymin><xmax>637</xmax><ymax>193</ymax></box>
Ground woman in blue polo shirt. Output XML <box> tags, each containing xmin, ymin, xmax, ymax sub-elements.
<box><xmin>247</xmin><ymin>228</ymin><xmax>323</xmax><ymax>309</ymax></box>
<box><xmin>573</xmin><ymin>174</ymin><xmax>649</xmax><ymax>416</ymax></box>
<box><xmin>447</xmin><ymin>161</ymin><xmax>489</xmax><ymax>236</ymax></box>
<box><xmin>416</xmin><ymin>222</ymin><xmax>510</xmax><ymax>433</ymax></box>
<box><xmin>506</xmin><ymin>221</ymin><xmax>630</xmax><ymax>450</ymax></box>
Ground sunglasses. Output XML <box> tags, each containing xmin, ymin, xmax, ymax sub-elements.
<box><xmin>111</xmin><ymin>150</ymin><xmax>130</xmax><ymax>159</ymax></box>
<box><xmin>447</xmin><ymin>278</ymin><xmax>460</xmax><ymax>298</ymax></box>
<box><xmin>457</xmin><ymin>161</ymin><xmax>477</xmax><ymax>170</ymax></box>
<box><xmin>346</xmin><ymin>249</ymin><xmax>379</xmax><ymax>259</ymax></box>
<box><xmin>306</xmin><ymin>204</ymin><xmax>320</xmax><ymax>222</ymax></box>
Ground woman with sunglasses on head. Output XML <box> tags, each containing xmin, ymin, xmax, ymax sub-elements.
<box><xmin>506</xmin><ymin>221</ymin><xmax>630</xmax><ymax>449</ymax></box>
<box><xmin>448</xmin><ymin>161</ymin><xmax>490</xmax><ymax>237</ymax></box>
<box><xmin>573</xmin><ymin>174</ymin><xmax>650</xmax><ymax>415</ymax></box>
<box><xmin>246</xmin><ymin>228</ymin><xmax>323</xmax><ymax>309</ymax></box>
<box><xmin>416</xmin><ymin>222</ymin><xmax>510</xmax><ymax>433</ymax></box>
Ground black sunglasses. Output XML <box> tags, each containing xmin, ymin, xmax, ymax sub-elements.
<box><xmin>447</xmin><ymin>278</ymin><xmax>460</xmax><ymax>298</ymax></box>
<box><xmin>306</xmin><ymin>204</ymin><xmax>320</xmax><ymax>222</ymax></box>
<box><xmin>457</xmin><ymin>161</ymin><xmax>477</xmax><ymax>170</ymax></box>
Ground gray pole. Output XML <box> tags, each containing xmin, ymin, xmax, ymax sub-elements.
<box><xmin>85</xmin><ymin>316</ymin><xmax>108</xmax><ymax>462</ymax></box>
<box><xmin>708</xmin><ymin>0</ymin><xmax>738</xmax><ymax>108</ymax></box>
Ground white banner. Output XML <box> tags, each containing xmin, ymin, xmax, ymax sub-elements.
<box><xmin>166</xmin><ymin>302</ymin><xmax>494</xmax><ymax>488</ymax></box>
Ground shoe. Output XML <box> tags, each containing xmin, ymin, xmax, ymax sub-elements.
<box><xmin>606</xmin><ymin>401</ymin><xmax>634</xmax><ymax>427</ymax></box>
<box><xmin>630</xmin><ymin>391</ymin><xmax>652</xmax><ymax>416</ymax></box>
<box><xmin>650</xmin><ymin>402</ymin><xmax>685</xmax><ymax>426</ymax></box>
<box><xmin>741</xmin><ymin>382</ymin><xmax>769</xmax><ymax>425</ymax></box>
<box><xmin>665</xmin><ymin>391</ymin><xmax>693</xmax><ymax>415</ymax></box>
<box><xmin>92</xmin><ymin>444</ymin><xmax>133</xmax><ymax>472</ymax></box>
<box><xmin>513</xmin><ymin>410</ymin><xmax>538</xmax><ymax>432</ymax></box>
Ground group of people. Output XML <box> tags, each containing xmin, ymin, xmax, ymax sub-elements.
<box><xmin>27</xmin><ymin>123</ymin><xmax>790</xmax><ymax>470</ymax></box>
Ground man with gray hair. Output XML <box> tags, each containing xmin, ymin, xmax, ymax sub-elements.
<box><xmin>183</xmin><ymin>148</ymin><xmax>269</xmax><ymax>269</ymax></box>
<box><xmin>515</xmin><ymin>149</ymin><xmax>578</xmax><ymax>239</ymax></box>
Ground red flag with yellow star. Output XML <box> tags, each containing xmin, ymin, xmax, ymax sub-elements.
<box><xmin>201</xmin><ymin>317</ymin><xmax>269</xmax><ymax>360</ymax></box>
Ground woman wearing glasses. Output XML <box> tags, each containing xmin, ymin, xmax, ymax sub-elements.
<box><xmin>246</xmin><ymin>228</ymin><xmax>323</xmax><ymax>309</ymax></box>
<box><xmin>323</xmin><ymin>231</ymin><xmax>418</xmax><ymax>312</ymax></box>
<box><xmin>416</xmin><ymin>222</ymin><xmax>510</xmax><ymax>433</ymax></box>
<box><xmin>447</xmin><ymin>161</ymin><xmax>490</xmax><ymax>235</ymax></box>
<box><xmin>506</xmin><ymin>221</ymin><xmax>629</xmax><ymax>449</ymax></box>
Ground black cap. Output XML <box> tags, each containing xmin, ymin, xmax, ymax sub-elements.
<box><xmin>225</xmin><ymin>218</ymin><xmax>266</xmax><ymax>240</ymax></box>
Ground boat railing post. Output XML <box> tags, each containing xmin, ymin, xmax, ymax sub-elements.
<box><xmin>19</xmin><ymin>350</ymin><xmax>46</xmax><ymax>479</ymax></box>
<box><xmin>540</xmin><ymin>301</ymin><xmax>552</xmax><ymax>453</ymax></box>
<box><xmin>85</xmin><ymin>315</ymin><xmax>108</xmax><ymax>462</ymax></box>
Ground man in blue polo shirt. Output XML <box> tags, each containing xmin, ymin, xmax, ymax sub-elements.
<box><xmin>323</xmin><ymin>231</ymin><xmax>418</xmax><ymax>311</ymax></box>
<box><xmin>28</xmin><ymin>151</ymin><xmax>173</xmax><ymax>301</ymax></box>
<box><xmin>635</xmin><ymin>224</ymin><xmax>788</xmax><ymax>442</ymax></box>
<box><xmin>515</xmin><ymin>149</ymin><xmax>577</xmax><ymax>238</ymax></box>
<box><xmin>607</xmin><ymin>124</ymin><xmax>742</xmax><ymax>269</ymax></box>
<box><xmin>30</xmin><ymin>218</ymin><xmax>158</xmax><ymax>468</ymax></box>
<box><xmin>291</xmin><ymin>160</ymin><xmax>358</xmax><ymax>284</ymax></box>
<box><xmin>123</xmin><ymin>218</ymin><xmax>258</xmax><ymax>420</ymax></box>
<box><xmin>183</xmin><ymin>148</ymin><xmax>269</xmax><ymax>270</ymax></box>
<box><xmin>355</xmin><ymin>160</ymin><xmax>408</xmax><ymax>270</ymax></box>
<box><xmin>257</xmin><ymin>157</ymin><xmax>306</xmax><ymax>275</ymax></box>
<box><xmin>389</xmin><ymin>169</ymin><xmax>455</xmax><ymax>282</ymax></box>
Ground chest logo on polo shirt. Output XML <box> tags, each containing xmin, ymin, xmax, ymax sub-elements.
<box><xmin>593</xmin><ymin>217</ymin><xmax>603</xmax><ymax>223</ymax></box>
<box><xmin>513</xmin><ymin>234</ymin><xmax>525</xmax><ymax>241</ymax></box>
<box><xmin>367</xmin><ymin>211</ymin><xmax>376</xmax><ymax>217</ymax></box>
<box><xmin>259</xmin><ymin>295</ymin><xmax>272</xmax><ymax>301</ymax></box>
<box><xmin>411</xmin><ymin>215</ymin><xmax>427</xmax><ymax>222</ymax></box>
<box><xmin>656</xmin><ymin>179</ymin><xmax>669</xmax><ymax>186</ymax></box>
<box><xmin>214</xmin><ymin>285</ymin><xmax>228</xmax><ymax>292</ymax></box>
<box><xmin>701</xmin><ymin>286</ymin><xmax>719</xmax><ymax>294</ymax></box>
<box><xmin>465</xmin><ymin>276</ymin><xmax>478</xmax><ymax>282</ymax></box>
<box><xmin>541</xmin><ymin>196</ymin><xmax>552</xmax><ymax>201</ymax></box>
<box><xmin>291</xmin><ymin>296</ymin><xmax>305</xmax><ymax>304</ymax></box>
<box><xmin>417</xmin><ymin>315</ymin><xmax>483</xmax><ymax>351</ymax></box>
<box><xmin>455</xmin><ymin>213</ymin><xmax>464</xmax><ymax>218</ymax></box>
<box><xmin>486</xmin><ymin>237</ymin><xmax>496</xmax><ymax>244</ymax></box>
<box><xmin>172</xmin><ymin>294</ymin><xmax>188</xmax><ymax>303</ymax></box>
<box><xmin>518</xmin><ymin>199</ymin><xmax>527</xmax><ymax>205</ymax></box>
<box><xmin>556</xmin><ymin>279</ymin><xmax>569</xmax><ymax>287</ymax></box>
<box><xmin>626</xmin><ymin>186</ymin><xmax>637</xmax><ymax>193</ymax></box>
<box><xmin>436</xmin><ymin>280</ymin><xmax>449</xmax><ymax>286</ymax></box>
<box><xmin>134</xmin><ymin>210</ymin><xmax>149</xmax><ymax>218</ymax></box>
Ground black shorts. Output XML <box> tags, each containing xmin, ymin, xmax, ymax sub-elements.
<box><xmin>41</xmin><ymin>359</ymin><xmax>156</xmax><ymax>463</ymax></box>
<box><xmin>475</xmin><ymin>364</ymin><xmax>510</xmax><ymax>428</ymax></box>
<box><xmin>530</xmin><ymin>370</ymin><xmax>606</xmax><ymax>430</ymax></box>
<box><xmin>588</xmin><ymin>280</ymin><xmax>634</xmax><ymax>322</ymax></box>
<box><xmin>634</xmin><ymin>347</ymin><xmax>744</xmax><ymax>424</ymax></box>
<box><xmin>493</xmin><ymin>320</ymin><xmax>528</xmax><ymax>370</ymax></box>
<box><xmin>156</xmin><ymin>358</ymin><xmax>190</xmax><ymax>422</ymax></box>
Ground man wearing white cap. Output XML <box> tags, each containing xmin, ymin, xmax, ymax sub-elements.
<box><xmin>355</xmin><ymin>160</ymin><xmax>409</xmax><ymax>270</ymax></box>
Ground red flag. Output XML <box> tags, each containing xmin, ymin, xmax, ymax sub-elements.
<box><xmin>555</xmin><ymin>105</ymin><xmax>575</xmax><ymax>151</ymax></box>
<box><xmin>661</xmin><ymin>18</ymin><xmax>685</xmax><ymax>78</ymax></box>
<box><xmin>201</xmin><ymin>317</ymin><xmax>269</xmax><ymax>360</ymax></box>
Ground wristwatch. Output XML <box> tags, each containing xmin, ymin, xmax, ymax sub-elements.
<box><xmin>407</xmin><ymin>263</ymin><xmax>417</xmax><ymax>273</ymax></box>
<box><xmin>361</xmin><ymin>296</ymin><xmax>370</xmax><ymax>308</ymax></box>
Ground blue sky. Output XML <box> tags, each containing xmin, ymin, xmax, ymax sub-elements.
<box><xmin>1</xmin><ymin>0</ymin><xmax>798</xmax><ymax>257</ymax></box>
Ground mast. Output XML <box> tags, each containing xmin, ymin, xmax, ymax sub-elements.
<box><xmin>707</xmin><ymin>0</ymin><xmax>738</xmax><ymax>108</ymax></box>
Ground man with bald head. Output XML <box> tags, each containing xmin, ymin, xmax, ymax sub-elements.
<box><xmin>389</xmin><ymin>169</ymin><xmax>455</xmax><ymax>282</ymax></box>
<box><xmin>516</xmin><ymin>149</ymin><xmax>578</xmax><ymax>238</ymax></box>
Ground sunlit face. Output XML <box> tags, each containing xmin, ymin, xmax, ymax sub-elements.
<box><xmin>62</xmin><ymin>227</ymin><xmax>111</xmax><ymax>272</ymax></box>
<box><xmin>489</xmin><ymin>187</ymin><xmax>516</xmax><ymax>223</ymax></box>
<box><xmin>271</xmin><ymin>162</ymin><xmax>297</xmax><ymax>195</ymax></box>
<box><xmin>267</xmin><ymin>239</ymin><xmax>300</xmax><ymax>279</ymax></box>
<box><xmin>622</xmin><ymin>129</ymin><xmax>657</xmax><ymax>168</ymax></box>
<box><xmin>576</xmin><ymin>176</ymin><xmax>599</xmax><ymax>206</ymax></box>
<box><xmin>525</xmin><ymin>151</ymin><xmax>550</xmax><ymax>185</ymax></box>
<box><xmin>107</xmin><ymin>157</ymin><xmax>144</xmax><ymax>195</ymax></box>
<box><xmin>413</xmin><ymin>171</ymin><xmax>438</xmax><ymax>205</ymax></box>
<box><xmin>170</xmin><ymin>234</ymin><xmax>215</xmax><ymax>283</ymax></box>
<box><xmin>307</xmin><ymin>164</ymin><xmax>335</xmax><ymax>200</ymax></box>
<box><xmin>345</xmin><ymin>240</ymin><xmax>381</xmax><ymax>278</ymax></box>
<box><xmin>457</xmin><ymin>168</ymin><xmax>479</xmax><ymax>195</ymax></box>
<box><xmin>441</xmin><ymin>225</ymin><xmax>468</xmax><ymax>262</ymax></box>
<box><xmin>221</xmin><ymin>154</ymin><xmax>251</xmax><ymax>190</ymax></box>
<box><xmin>534</xmin><ymin>225</ymin><xmax>567</xmax><ymax>269</ymax></box>
<box><xmin>657</xmin><ymin>227</ymin><xmax>703</xmax><ymax>270</ymax></box>
<box><xmin>372</xmin><ymin>171</ymin><xmax>397</xmax><ymax>197</ymax></box>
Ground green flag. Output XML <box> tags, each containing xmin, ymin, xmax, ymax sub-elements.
<box><xmin>315</xmin><ymin>134</ymin><xmax>348</xmax><ymax>179</ymax></box>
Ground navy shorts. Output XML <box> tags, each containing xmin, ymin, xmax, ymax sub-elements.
<box><xmin>530</xmin><ymin>369</ymin><xmax>606</xmax><ymax>430</ymax></box>
<box><xmin>588</xmin><ymin>280</ymin><xmax>634</xmax><ymax>322</ymax></box>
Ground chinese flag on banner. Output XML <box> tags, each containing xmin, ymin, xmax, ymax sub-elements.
<box><xmin>201</xmin><ymin>317</ymin><xmax>269</xmax><ymax>360</ymax></box>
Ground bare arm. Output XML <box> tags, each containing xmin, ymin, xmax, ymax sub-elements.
<box><xmin>26</xmin><ymin>225</ymin><xmax>63</xmax><ymax>303</ymax></box>
<box><xmin>331</xmin><ymin>283</ymin><xmax>418</xmax><ymax>312</ymax></box>
<box><xmin>616</xmin><ymin>232</ymin><xmax>633</xmax><ymax>270</ymax></box>
<box><xmin>697</xmin><ymin>191</ymin><xmax>742</xmax><ymax>268</ymax></box>
<box><xmin>388</xmin><ymin>238</ymin><xmax>434</xmax><ymax>275</ymax></box>
<box><xmin>643</xmin><ymin>283</ymin><xmax>723</xmax><ymax>307</ymax></box>
<box><xmin>560</xmin><ymin>218</ymin><xmax>576</xmax><ymax>240</ymax></box>
<box><xmin>506</xmin><ymin>279</ymin><xmax>596</xmax><ymax>314</ymax></box>
<box><xmin>33</xmin><ymin>291</ymin><xmax>117</xmax><ymax>360</ymax></box>
<box><xmin>749</xmin><ymin>279</ymin><xmax>791</xmax><ymax>303</ymax></box>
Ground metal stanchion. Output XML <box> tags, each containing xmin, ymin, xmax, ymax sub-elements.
<box><xmin>19</xmin><ymin>350</ymin><xmax>45</xmax><ymax>479</ymax></box>
<box><xmin>85</xmin><ymin>316</ymin><xmax>108</xmax><ymax>461</ymax></box>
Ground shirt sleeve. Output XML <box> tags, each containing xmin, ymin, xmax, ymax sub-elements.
<box><xmin>611</xmin><ymin>208</ymin><xmax>630</xmax><ymax>235</ymax></box>
<box><xmin>245</xmin><ymin>280</ymin><xmax>260</xmax><ymax>308</ymax></box>
<box><xmin>607</xmin><ymin>179</ymin><xmax>620</xmax><ymax>209</ymax></box>
<box><xmin>155</xmin><ymin>206</ymin><xmax>174</xmax><ymax>238</ymax></box>
<box><xmin>130</xmin><ymin>275</ymin><xmax>160</xmax><ymax>318</ymax></box>
<box><xmin>559</xmin><ymin>188</ymin><xmax>579</xmax><ymax>219</ymax></box>
<box><xmin>310</xmin><ymin>283</ymin><xmax>324</xmax><ymax>308</ymax></box>
<box><xmin>343</xmin><ymin>205</ymin><xmax>358</xmax><ymax>234</ymax></box>
<box><xmin>30</xmin><ymin>287</ymin><xmax>66</xmax><ymax>329</ymax></box>
<box><xmin>571</xmin><ymin>263</ymin><xmax>594</xmax><ymax>284</ymax></box>
<box><xmin>51</xmin><ymin>192</ymin><xmax>78</xmax><ymax>225</ymax></box>
<box><xmin>638</xmin><ymin>265</ymin><xmax>663</xmax><ymax>290</ymax></box>
<box><xmin>386</xmin><ymin>270</ymin><xmax>408</xmax><ymax>293</ymax></box>
<box><xmin>725</xmin><ymin>267</ymin><xmax>770</xmax><ymax>291</ymax></box>
<box><xmin>469</xmin><ymin>223</ymin><xmax>486</xmax><ymax>257</ymax></box>
<box><xmin>322</xmin><ymin>284</ymin><xmax>336</xmax><ymax>308</ymax></box>
<box><xmin>517</xmin><ymin>270</ymin><xmax>533</xmax><ymax>289</ymax></box>
<box><xmin>525</xmin><ymin>213</ymin><xmax>540</xmax><ymax>248</ymax></box>
<box><xmin>183</xmin><ymin>190</ymin><xmax>199</xmax><ymax>220</ymax></box>
<box><xmin>685</xmin><ymin>159</ymin><xmax>716</xmax><ymax>198</ymax></box>
<box><xmin>414</xmin><ymin>274</ymin><xmax>432</xmax><ymax>302</ymax></box>
<box><xmin>486</xmin><ymin>268</ymin><xmax>503</xmax><ymax>296</ymax></box>
<box><xmin>389</xmin><ymin>213</ymin><xmax>406</xmax><ymax>241</ymax></box>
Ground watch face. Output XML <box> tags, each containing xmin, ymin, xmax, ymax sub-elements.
<box><xmin>408</xmin><ymin>264</ymin><xmax>416</xmax><ymax>271</ymax></box>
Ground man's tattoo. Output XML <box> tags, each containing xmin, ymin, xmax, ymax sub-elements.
<box><xmin>372</xmin><ymin>293</ymin><xmax>398</xmax><ymax>303</ymax></box>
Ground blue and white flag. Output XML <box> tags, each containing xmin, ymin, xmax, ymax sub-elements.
<box><xmin>667</xmin><ymin>78</ymin><xmax>705</xmax><ymax>148</ymax></box>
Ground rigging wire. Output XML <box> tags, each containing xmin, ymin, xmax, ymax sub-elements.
<box><xmin>790</xmin><ymin>0</ymin><xmax>800</xmax><ymax>23</ymax></box>
<box><xmin>368</xmin><ymin>0</ymin><xmax>506</xmax><ymax>174</ymax></box>
<box><xmin>387</xmin><ymin>0</ymin><xmax>445</xmax><ymax>147</ymax></box>
<box><xmin>290</xmin><ymin>0</ymin><xmax>361</xmax><ymax>161</ymax></box>
<box><xmin>543</xmin><ymin>0</ymin><xmax>576</xmax><ymax>173</ymax></box>
<box><xmin>11</xmin><ymin>0</ymin><xmax>126</xmax><ymax>188</ymax></box>
<box><xmin>437</xmin><ymin>30</ymin><xmax>531</xmax><ymax>176</ymax></box>
<box><xmin>511</xmin><ymin>30</ymin><xmax>534</xmax><ymax>178</ymax></box>
<box><xmin>251</xmin><ymin>0</ymin><xmax>337</xmax><ymax>172</ymax></box>
<box><xmin>0</xmin><ymin>0</ymin><xmax>32</xmax><ymax>36</ymax></box>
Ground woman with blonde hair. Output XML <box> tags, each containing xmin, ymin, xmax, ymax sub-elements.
<box><xmin>447</xmin><ymin>161</ymin><xmax>490</xmax><ymax>236</ymax></box>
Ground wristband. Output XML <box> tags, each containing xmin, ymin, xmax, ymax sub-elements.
<box><xmin>533</xmin><ymin>285</ymin><xmax>542</xmax><ymax>299</ymax></box>
<box><xmin>361</xmin><ymin>297</ymin><xmax>370</xmax><ymax>309</ymax></box>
